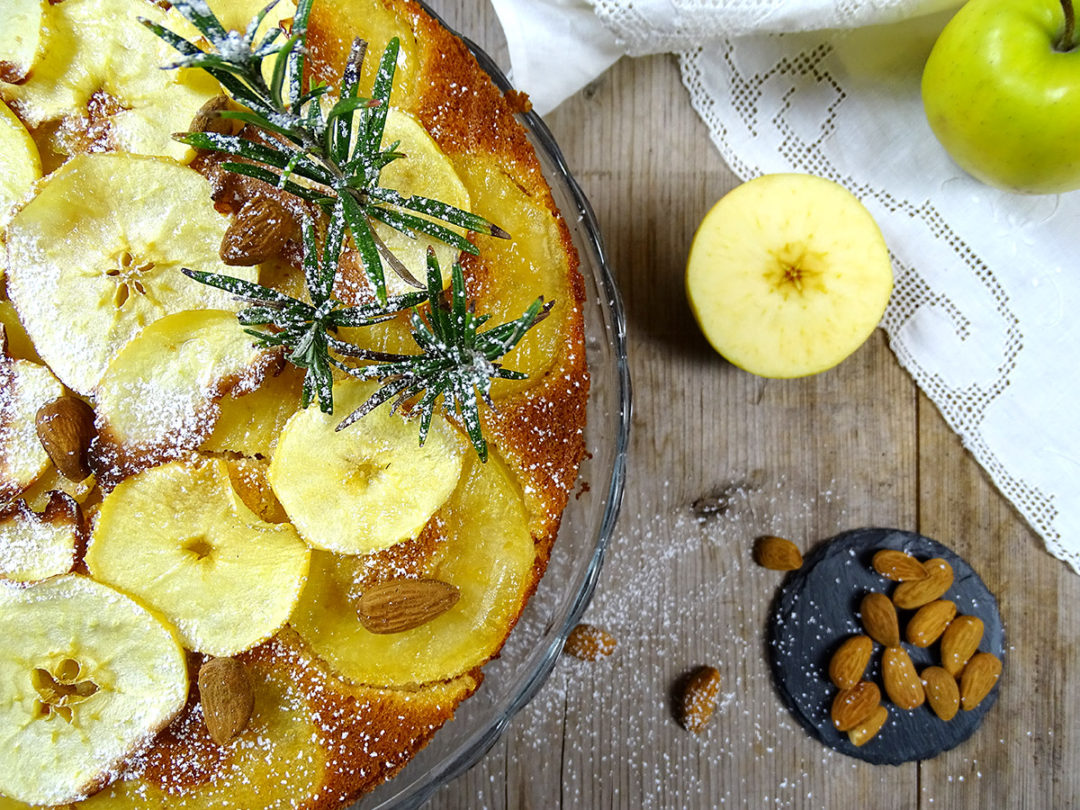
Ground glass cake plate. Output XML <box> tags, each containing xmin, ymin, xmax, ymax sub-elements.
<box><xmin>353</xmin><ymin>8</ymin><xmax>631</xmax><ymax>810</ymax></box>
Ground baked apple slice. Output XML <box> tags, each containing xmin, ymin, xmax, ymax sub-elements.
<box><xmin>94</xmin><ymin>309</ymin><xmax>283</xmax><ymax>483</ymax></box>
<box><xmin>268</xmin><ymin>378</ymin><xmax>466</xmax><ymax>555</ymax></box>
<box><xmin>0</xmin><ymin>491</ymin><xmax>81</xmax><ymax>582</ymax></box>
<box><xmin>0</xmin><ymin>0</ymin><xmax>220</xmax><ymax>161</ymax></box>
<box><xmin>0</xmin><ymin>99</ymin><xmax>39</xmax><ymax>223</ymax></box>
<box><xmin>4</xmin><ymin>153</ymin><xmax>259</xmax><ymax>395</ymax></box>
<box><xmin>87</xmin><ymin>456</ymin><xmax>311</xmax><ymax>657</ymax></box>
<box><xmin>0</xmin><ymin>574</ymin><xmax>188</xmax><ymax>806</ymax></box>
<box><xmin>0</xmin><ymin>350</ymin><xmax>66</xmax><ymax>502</ymax></box>
<box><xmin>290</xmin><ymin>452</ymin><xmax>536</xmax><ymax>686</ymax></box>
<box><xmin>0</xmin><ymin>0</ymin><xmax>44</xmax><ymax>85</ymax></box>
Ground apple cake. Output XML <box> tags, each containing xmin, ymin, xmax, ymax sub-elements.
<box><xmin>0</xmin><ymin>0</ymin><xmax>588</xmax><ymax>807</ymax></box>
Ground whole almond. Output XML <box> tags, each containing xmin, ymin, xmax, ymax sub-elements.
<box><xmin>905</xmin><ymin>599</ymin><xmax>957</xmax><ymax>648</ymax></box>
<box><xmin>921</xmin><ymin>666</ymin><xmax>961</xmax><ymax>721</ymax></box>
<box><xmin>847</xmin><ymin>704</ymin><xmax>888</xmax><ymax>747</ymax></box>
<box><xmin>189</xmin><ymin>94</ymin><xmax>234</xmax><ymax>135</ymax></box>
<box><xmin>220</xmin><ymin>197</ymin><xmax>296</xmax><ymax>266</ymax></box>
<box><xmin>960</xmin><ymin>652</ymin><xmax>1002</xmax><ymax>711</ymax></box>
<box><xmin>831</xmin><ymin>680</ymin><xmax>880</xmax><ymax>732</ymax></box>
<box><xmin>35</xmin><ymin>396</ymin><xmax>96</xmax><ymax>481</ymax></box>
<box><xmin>860</xmin><ymin>591</ymin><xmax>901</xmax><ymax>648</ymax></box>
<box><xmin>892</xmin><ymin>558</ymin><xmax>954</xmax><ymax>610</ymax></box>
<box><xmin>679</xmin><ymin>665</ymin><xmax>722</xmax><ymax>733</ymax></box>
<box><xmin>198</xmin><ymin>657</ymin><xmax>254</xmax><ymax>745</ymax></box>
<box><xmin>752</xmin><ymin>535</ymin><xmax>802</xmax><ymax>571</ymax></box>
<box><xmin>882</xmin><ymin>646</ymin><xmax>925</xmax><ymax>710</ymax></box>
<box><xmin>871</xmin><ymin>549</ymin><xmax>929</xmax><ymax>582</ymax></box>
<box><xmin>941</xmin><ymin>615</ymin><xmax>984</xmax><ymax>678</ymax></box>
<box><xmin>356</xmin><ymin>578</ymin><xmax>460</xmax><ymax>634</ymax></box>
<box><xmin>564</xmin><ymin>623</ymin><xmax>617</xmax><ymax>661</ymax></box>
<box><xmin>828</xmin><ymin>634</ymin><xmax>873</xmax><ymax>690</ymax></box>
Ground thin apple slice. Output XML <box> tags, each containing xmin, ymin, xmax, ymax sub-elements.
<box><xmin>0</xmin><ymin>350</ymin><xmax>66</xmax><ymax>502</ymax></box>
<box><xmin>268</xmin><ymin>378</ymin><xmax>466</xmax><ymax>555</ymax></box>
<box><xmin>94</xmin><ymin>309</ymin><xmax>282</xmax><ymax>485</ymax></box>
<box><xmin>200</xmin><ymin>363</ymin><xmax>305</xmax><ymax>459</ymax></box>
<box><xmin>0</xmin><ymin>0</ymin><xmax>44</xmax><ymax>85</ymax></box>
<box><xmin>4</xmin><ymin>153</ymin><xmax>259</xmax><ymax>395</ymax></box>
<box><xmin>686</xmin><ymin>173</ymin><xmax>893</xmax><ymax>378</ymax></box>
<box><xmin>0</xmin><ymin>574</ymin><xmax>188</xmax><ymax>806</ymax></box>
<box><xmin>1</xmin><ymin>0</ymin><xmax>221</xmax><ymax>162</ymax></box>
<box><xmin>0</xmin><ymin>491</ymin><xmax>81</xmax><ymax>582</ymax></box>
<box><xmin>87</xmin><ymin>456</ymin><xmax>311</xmax><ymax>657</ymax></box>
<box><xmin>290</xmin><ymin>451</ymin><xmax>536</xmax><ymax>686</ymax></box>
<box><xmin>0</xmin><ymin>99</ymin><xmax>40</xmax><ymax>222</ymax></box>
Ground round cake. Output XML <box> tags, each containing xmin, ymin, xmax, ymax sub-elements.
<box><xmin>0</xmin><ymin>0</ymin><xmax>588</xmax><ymax>807</ymax></box>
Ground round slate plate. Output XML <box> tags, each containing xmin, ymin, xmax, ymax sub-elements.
<box><xmin>768</xmin><ymin>527</ymin><xmax>1005</xmax><ymax>765</ymax></box>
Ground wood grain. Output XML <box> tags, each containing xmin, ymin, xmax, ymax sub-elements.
<box><xmin>425</xmin><ymin>2</ymin><xmax>1080</xmax><ymax>807</ymax></box>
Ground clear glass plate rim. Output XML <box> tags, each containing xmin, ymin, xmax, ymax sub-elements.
<box><xmin>355</xmin><ymin>5</ymin><xmax>632</xmax><ymax>808</ymax></box>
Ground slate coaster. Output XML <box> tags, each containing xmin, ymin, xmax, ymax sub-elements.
<box><xmin>768</xmin><ymin>527</ymin><xmax>1005</xmax><ymax>765</ymax></box>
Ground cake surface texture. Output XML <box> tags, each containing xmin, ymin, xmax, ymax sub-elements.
<box><xmin>0</xmin><ymin>0</ymin><xmax>588</xmax><ymax>806</ymax></box>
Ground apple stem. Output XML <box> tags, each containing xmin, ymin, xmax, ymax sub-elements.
<box><xmin>1060</xmin><ymin>0</ymin><xmax>1077</xmax><ymax>52</ymax></box>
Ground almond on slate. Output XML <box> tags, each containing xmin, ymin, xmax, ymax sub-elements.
<box><xmin>960</xmin><ymin>652</ymin><xmax>1002</xmax><ymax>711</ymax></box>
<box><xmin>564</xmin><ymin>623</ymin><xmax>617</xmax><ymax>661</ymax></box>
<box><xmin>831</xmin><ymin>680</ymin><xmax>880</xmax><ymax>732</ymax></box>
<box><xmin>828</xmin><ymin>634</ymin><xmax>873</xmax><ymax>690</ymax></box>
<box><xmin>905</xmin><ymin>599</ymin><xmax>957</xmax><ymax>648</ymax></box>
<box><xmin>220</xmin><ymin>196</ymin><xmax>297</xmax><ymax>266</ymax></box>
<box><xmin>679</xmin><ymin>665</ymin><xmax>722</xmax><ymax>733</ymax></box>
<box><xmin>356</xmin><ymin>578</ymin><xmax>460</xmax><ymax>634</ymax></box>
<box><xmin>892</xmin><ymin>557</ymin><xmax>954</xmax><ymax>610</ymax></box>
<box><xmin>921</xmin><ymin>666</ymin><xmax>961</xmax><ymax>722</ymax></box>
<box><xmin>882</xmin><ymin>646</ymin><xmax>925</xmax><ymax>710</ymax></box>
<box><xmin>860</xmin><ymin>591</ymin><xmax>901</xmax><ymax>648</ymax></box>
<box><xmin>35</xmin><ymin>396</ymin><xmax>96</xmax><ymax>482</ymax></box>
<box><xmin>871</xmin><ymin>549</ymin><xmax>929</xmax><ymax>582</ymax></box>
<box><xmin>198</xmin><ymin>656</ymin><xmax>254</xmax><ymax>746</ymax></box>
<box><xmin>847</xmin><ymin>704</ymin><xmax>888</xmax><ymax>747</ymax></box>
<box><xmin>752</xmin><ymin>535</ymin><xmax>802</xmax><ymax>571</ymax></box>
<box><xmin>941</xmin><ymin>615</ymin><xmax>984</xmax><ymax>678</ymax></box>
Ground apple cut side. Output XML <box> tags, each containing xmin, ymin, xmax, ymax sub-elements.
<box><xmin>686</xmin><ymin>173</ymin><xmax>893</xmax><ymax>378</ymax></box>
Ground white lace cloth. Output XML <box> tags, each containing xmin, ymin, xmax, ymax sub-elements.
<box><xmin>489</xmin><ymin>0</ymin><xmax>1080</xmax><ymax>574</ymax></box>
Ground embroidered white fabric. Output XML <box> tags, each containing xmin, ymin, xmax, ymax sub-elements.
<box><xmin>489</xmin><ymin>0</ymin><xmax>1080</xmax><ymax>573</ymax></box>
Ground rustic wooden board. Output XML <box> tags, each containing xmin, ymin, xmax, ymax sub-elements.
<box><xmin>425</xmin><ymin>2</ymin><xmax>1080</xmax><ymax>807</ymax></box>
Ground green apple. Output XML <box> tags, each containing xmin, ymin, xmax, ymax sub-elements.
<box><xmin>685</xmin><ymin>174</ymin><xmax>894</xmax><ymax>379</ymax></box>
<box><xmin>922</xmin><ymin>0</ymin><xmax>1080</xmax><ymax>194</ymax></box>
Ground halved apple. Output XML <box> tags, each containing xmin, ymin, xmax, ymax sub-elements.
<box><xmin>86</xmin><ymin>456</ymin><xmax>311</xmax><ymax>657</ymax></box>
<box><xmin>0</xmin><ymin>574</ymin><xmax>188</xmax><ymax>806</ymax></box>
<box><xmin>4</xmin><ymin>153</ymin><xmax>259</xmax><ymax>395</ymax></box>
<box><xmin>94</xmin><ymin>309</ymin><xmax>282</xmax><ymax>483</ymax></box>
<box><xmin>268</xmin><ymin>378</ymin><xmax>466</xmax><ymax>555</ymax></box>
<box><xmin>290</xmin><ymin>451</ymin><xmax>536</xmax><ymax>686</ymax></box>
<box><xmin>686</xmin><ymin>173</ymin><xmax>894</xmax><ymax>378</ymax></box>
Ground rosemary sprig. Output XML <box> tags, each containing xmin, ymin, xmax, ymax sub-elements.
<box><xmin>144</xmin><ymin>0</ymin><xmax>508</xmax><ymax>305</ymax></box>
<box><xmin>335</xmin><ymin>249</ymin><xmax>553</xmax><ymax>461</ymax></box>
<box><xmin>147</xmin><ymin>0</ymin><xmax>552</xmax><ymax>459</ymax></box>
<box><xmin>182</xmin><ymin>212</ymin><xmax>426</xmax><ymax>414</ymax></box>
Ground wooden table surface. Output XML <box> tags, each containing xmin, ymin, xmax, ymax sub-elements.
<box><xmin>424</xmin><ymin>3</ymin><xmax>1080</xmax><ymax>808</ymax></box>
